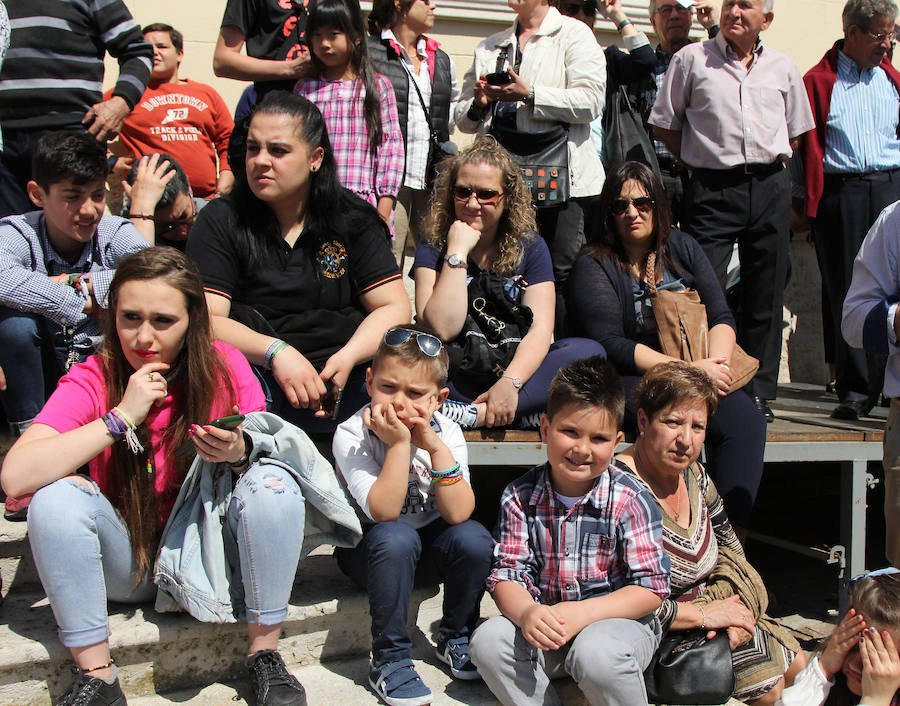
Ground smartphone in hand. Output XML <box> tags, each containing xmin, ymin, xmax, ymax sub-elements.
<box><xmin>175</xmin><ymin>414</ymin><xmax>246</xmax><ymax>456</ymax></box>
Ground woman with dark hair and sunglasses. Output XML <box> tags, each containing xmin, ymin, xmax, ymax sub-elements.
<box><xmin>187</xmin><ymin>91</ymin><xmax>410</xmax><ymax>434</ymax></box>
<box><xmin>414</xmin><ymin>136</ymin><xmax>604</xmax><ymax>428</ymax></box>
<box><xmin>567</xmin><ymin>160</ymin><xmax>766</xmax><ymax>532</ymax></box>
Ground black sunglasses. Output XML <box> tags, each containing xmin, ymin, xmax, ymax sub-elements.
<box><xmin>610</xmin><ymin>196</ymin><xmax>655</xmax><ymax>215</ymax></box>
<box><xmin>560</xmin><ymin>1</ymin><xmax>596</xmax><ymax>17</ymax></box>
<box><xmin>383</xmin><ymin>327</ymin><xmax>444</xmax><ymax>357</ymax></box>
<box><xmin>452</xmin><ymin>185</ymin><xmax>505</xmax><ymax>205</ymax></box>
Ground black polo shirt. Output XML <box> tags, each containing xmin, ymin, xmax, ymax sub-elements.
<box><xmin>188</xmin><ymin>195</ymin><xmax>401</xmax><ymax>369</ymax></box>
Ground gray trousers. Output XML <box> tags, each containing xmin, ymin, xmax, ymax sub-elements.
<box><xmin>470</xmin><ymin>614</ymin><xmax>661</xmax><ymax>706</ymax></box>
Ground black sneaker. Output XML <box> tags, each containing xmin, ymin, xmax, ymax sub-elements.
<box><xmin>246</xmin><ymin>650</ymin><xmax>307</xmax><ymax>706</ymax></box>
<box><xmin>56</xmin><ymin>668</ymin><xmax>126</xmax><ymax>706</ymax></box>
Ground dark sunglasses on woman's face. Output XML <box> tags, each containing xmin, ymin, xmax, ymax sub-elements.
<box><xmin>610</xmin><ymin>196</ymin><xmax>655</xmax><ymax>215</ymax></box>
<box><xmin>383</xmin><ymin>327</ymin><xmax>444</xmax><ymax>357</ymax></box>
<box><xmin>560</xmin><ymin>1</ymin><xmax>597</xmax><ymax>17</ymax></box>
<box><xmin>452</xmin><ymin>185</ymin><xmax>504</xmax><ymax>205</ymax></box>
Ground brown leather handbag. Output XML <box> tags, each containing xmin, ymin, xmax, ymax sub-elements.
<box><xmin>644</xmin><ymin>252</ymin><xmax>758</xmax><ymax>394</ymax></box>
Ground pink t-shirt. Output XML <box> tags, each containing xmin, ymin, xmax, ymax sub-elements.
<box><xmin>34</xmin><ymin>341</ymin><xmax>265</xmax><ymax>522</ymax></box>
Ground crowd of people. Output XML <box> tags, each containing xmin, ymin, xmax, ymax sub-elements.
<box><xmin>0</xmin><ymin>0</ymin><xmax>899</xmax><ymax>705</ymax></box>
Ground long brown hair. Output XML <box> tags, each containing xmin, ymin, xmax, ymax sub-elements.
<box><xmin>588</xmin><ymin>160</ymin><xmax>675</xmax><ymax>282</ymax></box>
<box><xmin>425</xmin><ymin>136</ymin><xmax>537</xmax><ymax>278</ymax></box>
<box><xmin>101</xmin><ymin>247</ymin><xmax>236</xmax><ymax>583</ymax></box>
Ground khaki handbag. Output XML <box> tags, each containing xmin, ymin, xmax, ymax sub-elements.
<box><xmin>644</xmin><ymin>252</ymin><xmax>758</xmax><ymax>394</ymax></box>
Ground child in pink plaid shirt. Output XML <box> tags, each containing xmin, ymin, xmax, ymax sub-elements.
<box><xmin>296</xmin><ymin>0</ymin><xmax>404</xmax><ymax>228</ymax></box>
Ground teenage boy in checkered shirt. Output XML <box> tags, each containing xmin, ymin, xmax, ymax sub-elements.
<box><xmin>470</xmin><ymin>356</ymin><xmax>670</xmax><ymax>706</ymax></box>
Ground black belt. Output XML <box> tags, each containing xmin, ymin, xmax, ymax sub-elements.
<box><xmin>824</xmin><ymin>167</ymin><xmax>900</xmax><ymax>184</ymax></box>
<box><xmin>694</xmin><ymin>160</ymin><xmax>785</xmax><ymax>180</ymax></box>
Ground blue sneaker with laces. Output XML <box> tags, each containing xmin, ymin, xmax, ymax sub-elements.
<box><xmin>435</xmin><ymin>635</ymin><xmax>480</xmax><ymax>681</ymax></box>
<box><xmin>368</xmin><ymin>658</ymin><xmax>432</xmax><ymax>706</ymax></box>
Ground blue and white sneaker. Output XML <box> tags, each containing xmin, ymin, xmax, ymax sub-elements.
<box><xmin>439</xmin><ymin>400</ymin><xmax>478</xmax><ymax>429</ymax></box>
<box><xmin>368</xmin><ymin>658</ymin><xmax>432</xmax><ymax>706</ymax></box>
<box><xmin>435</xmin><ymin>635</ymin><xmax>480</xmax><ymax>681</ymax></box>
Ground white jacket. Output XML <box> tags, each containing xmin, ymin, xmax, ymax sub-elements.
<box><xmin>455</xmin><ymin>7</ymin><xmax>606</xmax><ymax>198</ymax></box>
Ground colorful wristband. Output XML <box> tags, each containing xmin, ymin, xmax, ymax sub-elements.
<box><xmin>434</xmin><ymin>474</ymin><xmax>463</xmax><ymax>487</ymax></box>
<box><xmin>430</xmin><ymin>462</ymin><xmax>460</xmax><ymax>479</ymax></box>
<box><xmin>264</xmin><ymin>340</ymin><xmax>289</xmax><ymax>369</ymax></box>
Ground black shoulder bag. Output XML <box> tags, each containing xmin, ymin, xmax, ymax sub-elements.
<box><xmin>602</xmin><ymin>85</ymin><xmax>663</xmax><ymax>176</ymax></box>
<box><xmin>445</xmin><ymin>269</ymin><xmax>533</xmax><ymax>387</ymax></box>
<box><xmin>488</xmin><ymin>45</ymin><xmax>569</xmax><ymax>208</ymax></box>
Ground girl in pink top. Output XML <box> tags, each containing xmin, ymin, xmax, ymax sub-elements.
<box><xmin>296</xmin><ymin>0</ymin><xmax>404</xmax><ymax>227</ymax></box>
<box><xmin>0</xmin><ymin>247</ymin><xmax>308</xmax><ymax>706</ymax></box>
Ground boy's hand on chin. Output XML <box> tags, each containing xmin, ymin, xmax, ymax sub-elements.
<box><xmin>364</xmin><ymin>403</ymin><xmax>411</xmax><ymax>447</ymax></box>
<box><xmin>408</xmin><ymin>416</ymin><xmax>441</xmax><ymax>453</ymax></box>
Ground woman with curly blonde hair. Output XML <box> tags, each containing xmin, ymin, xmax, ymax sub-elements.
<box><xmin>414</xmin><ymin>136</ymin><xmax>604</xmax><ymax>428</ymax></box>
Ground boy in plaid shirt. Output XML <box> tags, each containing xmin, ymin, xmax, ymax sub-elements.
<box><xmin>470</xmin><ymin>356</ymin><xmax>670</xmax><ymax>705</ymax></box>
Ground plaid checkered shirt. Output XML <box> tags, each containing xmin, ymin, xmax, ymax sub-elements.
<box><xmin>489</xmin><ymin>462</ymin><xmax>670</xmax><ymax>605</ymax></box>
<box><xmin>296</xmin><ymin>74</ymin><xmax>405</xmax><ymax>206</ymax></box>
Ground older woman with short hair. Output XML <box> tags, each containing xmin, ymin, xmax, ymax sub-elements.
<box><xmin>614</xmin><ymin>361</ymin><xmax>806</xmax><ymax>706</ymax></box>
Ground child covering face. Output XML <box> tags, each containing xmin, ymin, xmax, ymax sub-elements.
<box><xmin>778</xmin><ymin>569</ymin><xmax>900</xmax><ymax>706</ymax></box>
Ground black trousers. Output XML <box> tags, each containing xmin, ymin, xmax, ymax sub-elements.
<box><xmin>812</xmin><ymin>169</ymin><xmax>900</xmax><ymax>404</ymax></box>
<box><xmin>536</xmin><ymin>196</ymin><xmax>587</xmax><ymax>337</ymax></box>
<box><xmin>684</xmin><ymin>164</ymin><xmax>790</xmax><ymax>400</ymax></box>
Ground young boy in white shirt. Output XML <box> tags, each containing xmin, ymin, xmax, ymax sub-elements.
<box><xmin>332</xmin><ymin>325</ymin><xmax>493</xmax><ymax>706</ymax></box>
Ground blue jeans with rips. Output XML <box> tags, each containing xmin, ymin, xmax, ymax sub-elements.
<box><xmin>27</xmin><ymin>463</ymin><xmax>306</xmax><ymax>648</ymax></box>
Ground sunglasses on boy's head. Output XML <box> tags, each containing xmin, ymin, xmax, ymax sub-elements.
<box><xmin>383</xmin><ymin>327</ymin><xmax>444</xmax><ymax>357</ymax></box>
<box><xmin>610</xmin><ymin>196</ymin><xmax>655</xmax><ymax>215</ymax></box>
<box><xmin>850</xmin><ymin>566</ymin><xmax>900</xmax><ymax>583</ymax></box>
<box><xmin>560</xmin><ymin>1</ymin><xmax>597</xmax><ymax>17</ymax></box>
<box><xmin>452</xmin><ymin>185</ymin><xmax>505</xmax><ymax>206</ymax></box>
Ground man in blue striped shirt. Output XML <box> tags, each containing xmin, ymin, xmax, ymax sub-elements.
<box><xmin>802</xmin><ymin>0</ymin><xmax>900</xmax><ymax>421</ymax></box>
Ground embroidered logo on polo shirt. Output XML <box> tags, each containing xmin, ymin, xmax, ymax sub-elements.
<box><xmin>317</xmin><ymin>241</ymin><xmax>347</xmax><ymax>278</ymax></box>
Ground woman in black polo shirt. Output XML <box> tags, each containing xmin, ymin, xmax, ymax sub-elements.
<box><xmin>187</xmin><ymin>91</ymin><xmax>410</xmax><ymax>431</ymax></box>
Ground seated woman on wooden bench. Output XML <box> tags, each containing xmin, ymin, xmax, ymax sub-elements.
<box><xmin>413</xmin><ymin>137</ymin><xmax>604</xmax><ymax>430</ymax></box>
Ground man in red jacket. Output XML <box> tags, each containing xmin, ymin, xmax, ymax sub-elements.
<box><xmin>110</xmin><ymin>24</ymin><xmax>234</xmax><ymax>201</ymax></box>
<box><xmin>802</xmin><ymin>0</ymin><xmax>900</xmax><ymax>421</ymax></box>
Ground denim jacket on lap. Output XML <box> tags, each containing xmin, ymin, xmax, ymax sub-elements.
<box><xmin>154</xmin><ymin>411</ymin><xmax>363</xmax><ymax>622</ymax></box>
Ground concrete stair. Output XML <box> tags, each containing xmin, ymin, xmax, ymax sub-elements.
<box><xmin>0</xmin><ymin>516</ymin><xmax>508</xmax><ymax>705</ymax></box>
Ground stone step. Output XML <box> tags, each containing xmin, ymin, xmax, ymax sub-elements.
<box><xmin>0</xmin><ymin>514</ymin><xmax>39</xmax><ymax>598</ymax></box>
<box><xmin>0</xmin><ymin>546</ymin><xmax>502</xmax><ymax>705</ymax></box>
<box><xmin>126</xmin><ymin>659</ymin><xmax>748</xmax><ymax>705</ymax></box>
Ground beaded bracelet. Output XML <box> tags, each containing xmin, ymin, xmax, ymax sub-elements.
<box><xmin>264</xmin><ymin>339</ymin><xmax>289</xmax><ymax>369</ymax></box>
<box><xmin>430</xmin><ymin>462</ymin><xmax>460</xmax><ymax>480</ymax></box>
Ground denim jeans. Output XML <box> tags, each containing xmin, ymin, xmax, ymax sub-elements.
<box><xmin>335</xmin><ymin>518</ymin><xmax>494</xmax><ymax>664</ymax></box>
<box><xmin>0</xmin><ymin>308</ymin><xmax>71</xmax><ymax>432</ymax></box>
<box><xmin>470</xmin><ymin>614</ymin><xmax>662</xmax><ymax>706</ymax></box>
<box><xmin>27</xmin><ymin>463</ymin><xmax>306</xmax><ymax>648</ymax></box>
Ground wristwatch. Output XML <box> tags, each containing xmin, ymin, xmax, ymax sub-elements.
<box><xmin>444</xmin><ymin>253</ymin><xmax>467</xmax><ymax>269</ymax></box>
<box><xmin>503</xmin><ymin>375</ymin><xmax>523</xmax><ymax>390</ymax></box>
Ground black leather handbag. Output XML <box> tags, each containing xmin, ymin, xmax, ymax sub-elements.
<box><xmin>644</xmin><ymin>629</ymin><xmax>736</xmax><ymax>705</ymax></box>
<box><xmin>602</xmin><ymin>85</ymin><xmax>662</xmax><ymax>176</ymax></box>
<box><xmin>488</xmin><ymin>46</ymin><xmax>569</xmax><ymax>208</ymax></box>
